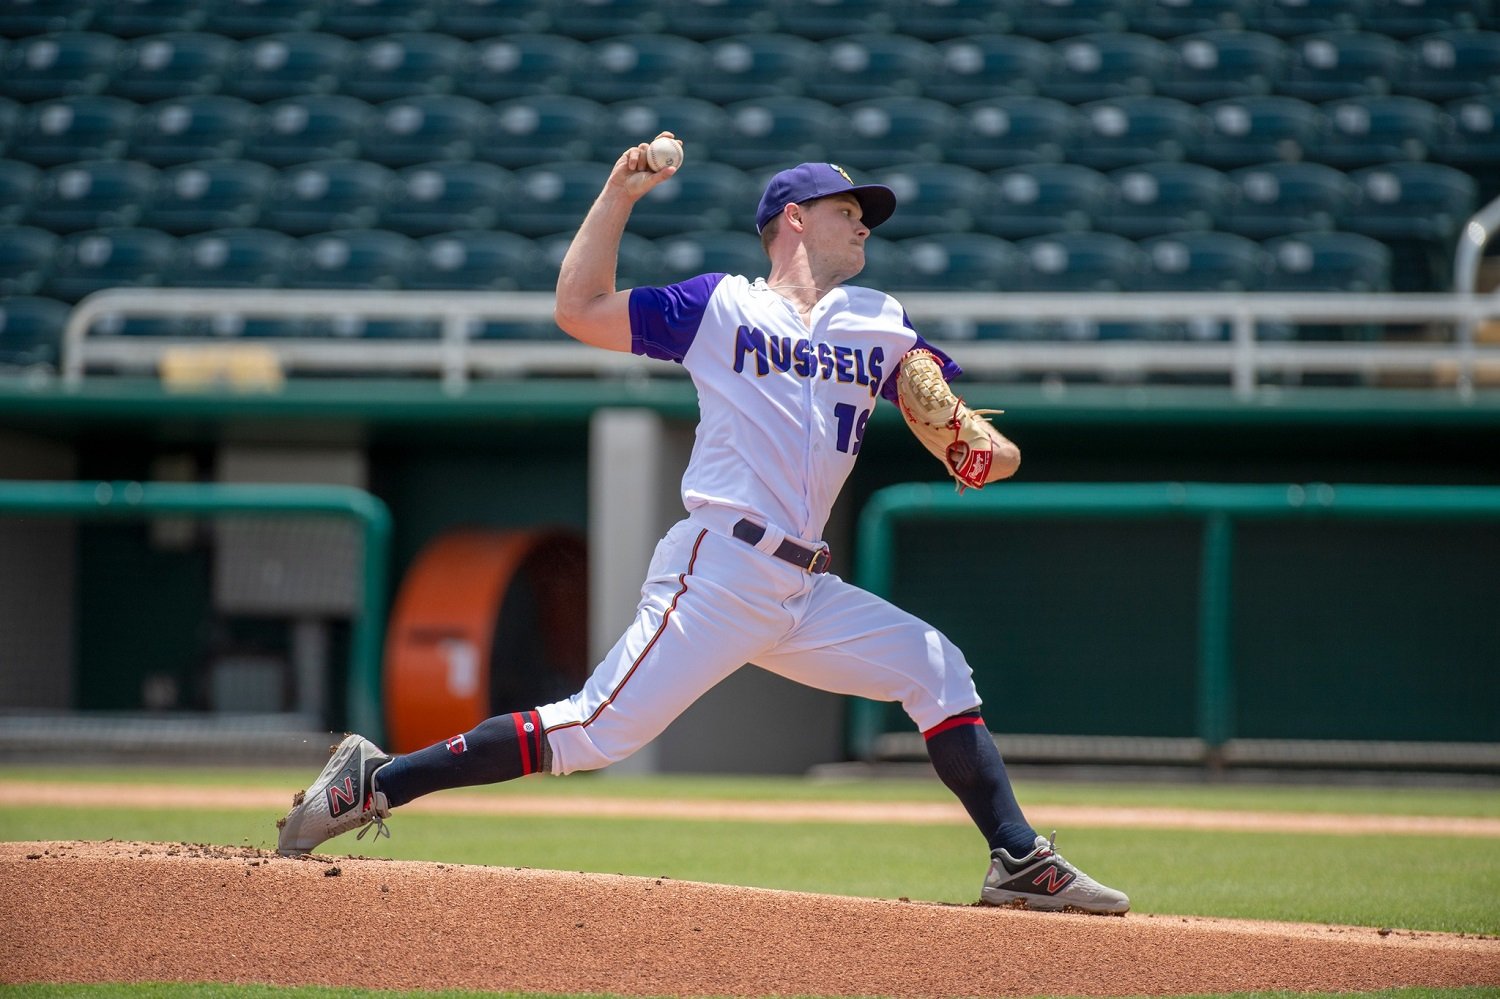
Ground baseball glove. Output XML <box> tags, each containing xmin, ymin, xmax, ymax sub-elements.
<box><xmin>895</xmin><ymin>349</ymin><xmax>1007</xmax><ymax>492</ymax></box>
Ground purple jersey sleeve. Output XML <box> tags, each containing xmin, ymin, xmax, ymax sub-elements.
<box><xmin>628</xmin><ymin>273</ymin><xmax>727</xmax><ymax>363</ymax></box>
<box><xmin>879</xmin><ymin>323</ymin><xmax>963</xmax><ymax>404</ymax></box>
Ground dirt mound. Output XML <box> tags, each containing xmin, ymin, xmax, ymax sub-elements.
<box><xmin>3</xmin><ymin>840</ymin><xmax>1497</xmax><ymax>997</ymax></box>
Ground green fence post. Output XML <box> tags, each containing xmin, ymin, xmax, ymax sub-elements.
<box><xmin>1196</xmin><ymin>510</ymin><xmax>1235</xmax><ymax>762</ymax></box>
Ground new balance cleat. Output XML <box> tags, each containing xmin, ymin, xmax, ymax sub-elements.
<box><xmin>980</xmin><ymin>831</ymin><xmax>1130</xmax><ymax>915</ymax></box>
<box><xmin>276</xmin><ymin>734</ymin><xmax>393</xmax><ymax>856</ymax></box>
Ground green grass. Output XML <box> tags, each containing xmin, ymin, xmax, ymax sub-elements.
<box><xmin>5</xmin><ymin>768</ymin><xmax>1499</xmax><ymax>999</ymax></box>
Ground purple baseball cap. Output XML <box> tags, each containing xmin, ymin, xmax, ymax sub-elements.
<box><xmin>754</xmin><ymin>162</ymin><xmax>897</xmax><ymax>234</ymax></box>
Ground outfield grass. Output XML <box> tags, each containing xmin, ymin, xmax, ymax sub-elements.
<box><xmin>4</xmin><ymin>768</ymin><xmax>1499</xmax><ymax>999</ymax></box>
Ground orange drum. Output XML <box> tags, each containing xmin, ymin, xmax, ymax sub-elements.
<box><xmin>383</xmin><ymin>529</ymin><xmax>588</xmax><ymax>753</ymax></box>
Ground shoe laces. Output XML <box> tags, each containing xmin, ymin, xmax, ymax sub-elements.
<box><xmin>354</xmin><ymin>790</ymin><xmax>392</xmax><ymax>843</ymax></box>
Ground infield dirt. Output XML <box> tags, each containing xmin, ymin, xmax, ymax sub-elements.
<box><xmin>3</xmin><ymin>839</ymin><xmax>1498</xmax><ymax>996</ymax></box>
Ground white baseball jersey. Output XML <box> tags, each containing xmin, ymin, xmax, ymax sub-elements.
<box><xmin>538</xmin><ymin>273</ymin><xmax>980</xmax><ymax>774</ymax></box>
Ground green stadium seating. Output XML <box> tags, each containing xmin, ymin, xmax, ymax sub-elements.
<box><xmin>1280</xmin><ymin>31</ymin><xmax>1411</xmax><ymax>103</ymax></box>
<box><xmin>1197</xmin><ymin>95</ymin><xmax>1324</xmax><ymax>167</ymax></box>
<box><xmin>1129</xmin><ymin>0</ymin><xmax>1250</xmax><ymax>39</ymax></box>
<box><xmin>889</xmin><ymin>0</ymin><xmax>1011</xmax><ymax>43</ymax></box>
<box><xmin>26</xmin><ymin>159</ymin><xmax>157</xmax><ymax>234</ymax></box>
<box><xmin>111</xmin><ymin>32</ymin><xmax>234</xmax><ymax>102</ymax></box>
<box><xmin>1138</xmin><ymin>230</ymin><xmax>1265</xmax><ymax>292</ymax></box>
<box><xmin>1101</xmin><ymin>161</ymin><xmax>1232</xmax><ymax>238</ymax></box>
<box><xmin>289</xmin><ymin>228</ymin><xmax>418</xmax><ymax>290</ymax></box>
<box><xmin>695</xmin><ymin>34</ymin><xmax>822</xmax><ymax>105</ymax></box>
<box><xmin>1261</xmin><ymin>230</ymin><xmax>1391</xmax><ymax>292</ymax></box>
<box><xmin>627</xmin><ymin>161</ymin><xmax>753</xmax><ymax>239</ymax></box>
<box><xmin>0</xmin><ymin>161</ymin><xmax>41</xmax><ymax>225</ymax></box>
<box><xmin>1257</xmin><ymin>0</ymin><xmax>1367</xmax><ymax>38</ymax></box>
<box><xmin>804</xmin><ymin>33</ymin><xmax>938</xmax><ymax>106</ymax></box>
<box><xmin>593</xmin><ymin>96</ymin><xmax>731</xmax><ymax>165</ymax></box>
<box><xmin>1401</xmin><ymin>31</ymin><xmax>1500</xmax><ymax>102</ymax></box>
<box><xmin>1040</xmin><ymin>32</ymin><xmax>1172</xmax><ymax>104</ymax></box>
<box><xmin>1221</xmin><ymin>161</ymin><xmax>1355</xmax><ymax>238</ymax></box>
<box><xmin>766</xmin><ymin>0</ymin><xmax>894</xmax><ymax>41</ymax></box>
<box><xmin>261</xmin><ymin>158</ymin><xmax>392</xmax><ymax>235</ymax></box>
<box><xmin>655</xmin><ymin>229</ymin><xmax>767</xmax><ymax>283</ymax></box>
<box><xmin>1070</xmin><ymin>96</ymin><xmax>1204</xmax><ymax>170</ymax></box>
<box><xmin>433</xmin><ymin>0</ymin><xmax>549</xmax><ymax>40</ymax></box>
<box><xmin>129</xmin><ymin>95</ymin><xmax>259</xmax><ymax>165</ymax></box>
<box><xmin>0</xmin><ymin>295</ymin><xmax>71</xmax><ymax>368</ymax></box>
<box><xmin>166</xmin><ymin>227</ymin><xmax>298</xmax><ymax>287</ymax></box>
<box><xmin>343</xmin><ymin>32</ymin><xmax>469</xmax><ymax>103</ymax></box>
<box><xmin>44</xmin><ymin>226</ymin><xmax>177</xmax><ymax>302</ymax></box>
<box><xmin>947</xmin><ymin>96</ymin><xmax>1082</xmax><ymax>171</ymax></box>
<box><xmin>405</xmin><ymin>230</ymin><xmax>550</xmax><ymax>291</ymax></box>
<box><xmin>927</xmin><ymin>34</ymin><xmax>1056</xmax><ymax>105</ymax></box>
<box><xmin>894</xmin><ymin>232</ymin><xmax>1023</xmax><ymax>292</ymax></box>
<box><xmin>223</xmin><ymin>33</ymin><xmax>355</xmax><ymax>102</ymax></box>
<box><xmin>505</xmin><ymin>160</ymin><xmax>613</xmax><ymax>236</ymax></box>
<box><xmin>1159</xmin><ymin>30</ymin><xmax>1288</xmax><ymax>102</ymax></box>
<box><xmin>251</xmin><ymin>95</ymin><xmax>370</xmax><ymax>166</ymax></box>
<box><xmin>870</xmin><ymin>163</ymin><xmax>988</xmax><ymax>239</ymax></box>
<box><xmin>1</xmin><ymin>32</ymin><xmax>122</xmax><ymax>102</ymax></box>
<box><xmin>1015</xmin><ymin>231</ymin><xmax>1148</xmax><ymax>291</ymax></box>
<box><xmin>715</xmin><ymin>97</ymin><xmax>845</xmax><ymax>170</ymax></box>
<box><xmin>379</xmin><ymin>160</ymin><xmax>513</xmax><ymax>235</ymax></box>
<box><xmin>319</xmin><ymin>0</ymin><xmax>436</xmax><ymax>40</ymax></box>
<box><xmin>839</xmin><ymin>96</ymin><xmax>958</xmax><ymax>170</ymax></box>
<box><xmin>571</xmin><ymin>34</ymin><xmax>708</xmax><ymax>104</ymax></box>
<box><xmin>1363</xmin><ymin>0</ymin><xmax>1490</xmax><ymax>39</ymax></box>
<box><xmin>542</xmin><ymin>0</ymin><xmax>669</xmax><ymax>41</ymax></box>
<box><xmin>0</xmin><ymin>226</ymin><xmax>58</xmax><ymax>297</ymax></box>
<box><xmin>203</xmin><ymin>0</ymin><xmax>327</xmax><ymax>39</ymax></box>
<box><xmin>1435</xmin><ymin>94</ymin><xmax>1500</xmax><ymax>167</ymax></box>
<box><xmin>658</xmin><ymin>0</ymin><xmax>781</xmax><ymax>41</ymax></box>
<box><xmin>89</xmin><ymin>0</ymin><xmax>207</xmax><ymax>38</ymax></box>
<box><xmin>145</xmin><ymin>158</ymin><xmax>275</xmax><ymax>234</ymax></box>
<box><xmin>1341</xmin><ymin>161</ymin><xmax>1478</xmax><ymax>242</ymax></box>
<box><xmin>1005</xmin><ymin>0</ymin><xmax>1135</xmax><ymax>42</ymax></box>
<box><xmin>1314</xmin><ymin>95</ymin><xmax>1446</xmax><ymax>167</ymax></box>
<box><xmin>8</xmin><ymin>95</ymin><xmax>137</xmax><ymax>166</ymax></box>
<box><xmin>979</xmin><ymin>163</ymin><xmax>1113</xmax><ymax>239</ymax></box>
<box><xmin>458</xmin><ymin>34</ymin><xmax>586</xmax><ymax>102</ymax></box>
<box><xmin>484</xmin><ymin>95</ymin><xmax>607</xmax><ymax>169</ymax></box>
<box><xmin>4</xmin><ymin>0</ymin><xmax>95</xmax><ymax>36</ymax></box>
<box><xmin>360</xmin><ymin>94</ymin><xmax>492</xmax><ymax>166</ymax></box>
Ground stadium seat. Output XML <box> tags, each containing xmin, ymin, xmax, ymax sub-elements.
<box><xmin>379</xmin><ymin>160</ymin><xmax>513</xmax><ymax>236</ymax></box>
<box><xmin>0</xmin><ymin>226</ymin><xmax>59</xmax><ymax>297</ymax></box>
<box><xmin>1038</xmin><ymin>33</ymin><xmax>1172</xmax><ymax>103</ymax></box>
<box><xmin>766</xmin><ymin>0</ymin><xmax>895</xmax><ymax>41</ymax></box>
<box><xmin>1128</xmin><ymin>0</ymin><xmax>1249</xmax><ymax>39</ymax></box>
<box><xmin>0</xmin><ymin>97</ymin><xmax>19</xmax><ymax>156</ymax></box>
<box><xmin>655</xmin><ymin>229</ymin><xmax>767</xmax><ymax>283</ymax></box>
<box><xmin>343</xmin><ymin>33</ymin><xmax>470</xmax><ymax>103</ymax></box>
<box><xmin>803</xmin><ymin>33</ymin><xmax>938</xmax><ymax>106</ymax></box>
<box><xmin>586</xmin><ymin>230</ymin><xmax>663</xmax><ymax>288</ymax></box>
<box><xmin>223</xmin><ymin>33</ymin><xmax>354</xmax><ymax>102</ymax></box>
<box><xmin>0</xmin><ymin>32</ymin><xmax>122</xmax><ymax>101</ymax></box>
<box><xmin>593</xmin><ymin>96</ymin><xmax>731</xmax><ymax>165</ymax></box>
<box><xmin>3</xmin><ymin>0</ymin><xmax>95</xmax><ymax>36</ymax></box>
<box><xmin>889</xmin><ymin>0</ymin><xmax>1012</xmax><ymax>42</ymax></box>
<box><xmin>505</xmin><ymin>161</ymin><xmax>612</xmax><ymax>236</ymax></box>
<box><xmin>626</xmin><ymin>161</ymin><xmax>754</xmax><ymax>238</ymax></box>
<box><xmin>7</xmin><ymin>95</ymin><xmax>137</xmax><ymax>166</ymax></box>
<box><xmin>869</xmin><ymin>163</ymin><xmax>988</xmax><ymax>239</ymax></box>
<box><xmin>1070</xmin><ymin>96</ymin><xmax>1204</xmax><ymax>170</ymax></box>
<box><xmin>927</xmin><ymin>35</ymin><xmax>1057</xmax><ymax>105</ymax></box>
<box><xmin>1363</xmin><ymin>0</ymin><xmax>1488</xmax><ymax>39</ymax></box>
<box><xmin>946</xmin><ymin>96</ymin><xmax>1082</xmax><ymax>170</ymax></box>
<box><xmin>657</xmin><ymin>0</ymin><xmax>781</xmax><ymax>41</ymax></box>
<box><xmin>433</xmin><ymin>0</ymin><xmax>550</xmax><ymax>40</ymax></box>
<box><xmin>1197</xmin><ymin>95</ymin><xmax>1325</xmax><ymax>168</ymax></box>
<box><xmin>715</xmin><ymin>97</ymin><xmax>846</xmax><ymax>170</ymax></box>
<box><xmin>893</xmin><ymin>232</ymin><xmax>1023</xmax><ymax>293</ymax></box>
<box><xmin>318</xmin><ymin>0</ymin><xmax>436</xmax><ymax>40</ymax></box>
<box><xmin>1004</xmin><ymin>0</ymin><xmax>1135</xmax><ymax>41</ymax></box>
<box><xmin>0</xmin><ymin>161</ymin><xmax>41</xmax><ymax>226</ymax></box>
<box><xmin>541</xmin><ymin>0</ymin><xmax>669</xmax><ymax>41</ymax></box>
<box><xmin>852</xmin><ymin>235</ymin><xmax>909</xmax><ymax>290</ymax></box>
<box><xmin>458</xmin><ymin>34</ymin><xmax>587</xmax><ymax>102</ymax></box>
<box><xmin>110</xmin><ymin>32</ymin><xmax>234</xmax><ymax>102</ymax></box>
<box><xmin>250</xmin><ymin>94</ymin><xmax>370</xmax><ymax>166</ymax></box>
<box><xmin>1257</xmin><ymin>0</ymin><xmax>1367</xmax><ymax>38</ymax></box>
<box><xmin>44</xmin><ymin>226</ymin><xmax>178</xmax><ymax>302</ymax></box>
<box><xmin>1138</xmin><ymin>230</ymin><xmax>1265</xmax><ymax>292</ymax></box>
<box><xmin>839</xmin><ymin>96</ymin><xmax>958</xmax><ymax>170</ymax></box>
<box><xmin>361</xmin><ymin>94</ymin><xmax>493</xmax><ymax>167</ymax></box>
<box><xmin>1313</xmin><ymin>95</ymin><xmax>1446</xmax><ymax>167</ymax></box>
<box><xmin>1158</xmin><ymin>31</ymin><xmax>1288</xmax><ymax>102</ymax></box>
<box><xmin>978</xmin><ymin>163</ymin><xmax>1112</xmax><ymax>239</ymax></box>
<box><xmin>1261</xmin><ymin>231</ymin><xmax>1391</xmax><ymax>292</ymax></box>
<box><xmin>0</xmin><ymin>296</ymin><xmax>71</xmax><ymax>369</ymax></box>
<box><xmin>165</xmin><ymin>227</ymin><xmax>299</xmax><ymax>287</ymax></box>
<box><xmin>1434</xmin><ymin>94</ymin><xmax>1500</xmax><ymax>166</ymax></box>
<box><xmin>144</xmin><ymin>158</ymin><xmax>275</xmax><ymax>234</ymax></box>
<box><xmin>26</xmin><ymin>159</ymin><xmax>158</xmax><ymax>234</ymax></box>
<box><xmin>1341</xmin><ymin>162</ymin><xmax>1478</xmax><ymax>242</ymax></box>
<box><xmin>1015</xmin><ymin>231</ymin><xmax>1148</xmax><ymax>291</ymax></box>
<box><xmin>261</xmin><ymin>158</ymin><xmax>393</xmax><ymax>235</ymax></box>
<box><xmin>1401</xmin><ymin>31</ymin><xmax>1500</xmax><ymax>102</ymax></box>
<box><xmin>203</xmin><ymin>0</ymin><xmax>327</xmax><ymax>38</ymax></box>
<box><xmin>1100</xmin><ymin>161</ymin><xmax>1231</xmax><ymax>238</ymax></box>
<box><xmin>1279</xmin><ymin>31</ymin><xmax>1410</xmax><ymax>102</ymax></box>
<box><xmin>88</xmin><ymin>0</ymin><xmax>206</xmax><ymax>38</ymax></box>
<box><xmin>696</xmin><ymin>34</ymin><xmax>823</xmax><ymax>105</ymax></box>
<box><xmin>289</xmin><ymin>228</ymin><xmax>418</xmax><ymax>291</ymax></box>
<box><xmin>405</xmin><ymin>230</ymin><xmax>550</xmax><ymax>291</ymax></box>
<box><xmin>130</xmin><ymin>95</ymin><xmax>260</xmax><ymax>165</ymax></box>
<box><xmin>1220</xmin><ymin>161</ymin><xmax>1355</xmax><ymax>238</ymax></box>
<box><xmin>571</xmin><ymin>34</ymin><xmax>708</xmax><ymax>104</ymax></box>
<box><xmin>484</xmin><ymin>95</ymin><xmax>608</xmax><ymax>169</ymax></box>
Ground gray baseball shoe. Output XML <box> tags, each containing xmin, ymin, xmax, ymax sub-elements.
<box><xmin>276</xmin><ymin>733</ymin><xmax>393</xmax><ymax>856</ymax></box>
<box><xmin>980</xmin><ymin>831</ymin><xmax>1130</xmax><ymax>915</ymax></box>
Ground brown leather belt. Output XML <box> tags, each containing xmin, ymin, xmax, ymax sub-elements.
<box><xmin>732</xmin><ymin>519</ymin><xmax>831</xmax><ymax>574</ymax></box>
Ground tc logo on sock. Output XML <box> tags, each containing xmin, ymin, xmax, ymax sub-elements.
<box><xmin>446</xmin><ymin>734</ymin><xmax>468</xmax><ymax>755</ymax></box>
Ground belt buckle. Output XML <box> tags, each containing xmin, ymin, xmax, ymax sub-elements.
<box><xmin>808</xmin><ymin>546</ymin><xmax>831</xmax><ymax>574</ymax></box>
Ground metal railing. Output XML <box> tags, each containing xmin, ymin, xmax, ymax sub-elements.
<box><xmin>60</xmin><ymin>288</ymin><xmax>1500</xmax><ymax>399</ymax></box>
<box><xmin>0</xmin><ymin>481</ymin><xmax>392</xmax><ymax>743</ymax></box>
<box><xmin>851</xmin><ymin>481</ymin><xmax>1500</xmax><ymax>767</ymax></box>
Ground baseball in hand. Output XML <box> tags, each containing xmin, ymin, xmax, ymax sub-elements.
<box><xmin>645</xmin><ymin>135</ymin><xmax>683</xmax><ymax>172</ymax></box>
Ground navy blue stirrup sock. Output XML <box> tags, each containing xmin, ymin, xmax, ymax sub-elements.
<box><xmin>924</xmin><ymin>713</ymin><xmax>1038</xmax><ymax>858</ymax></box>
<box><xmin>374</xmin><ymin>711</ymin><xmax>547</xmax><ymax>809</ymax></box>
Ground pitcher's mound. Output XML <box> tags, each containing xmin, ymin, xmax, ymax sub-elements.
<box><xmin>2</xmin><ymin>840</ymin><xmax>1496</xmax><ymax>996</ymax></box>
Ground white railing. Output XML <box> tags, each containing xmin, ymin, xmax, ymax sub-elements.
<box><xmin>62</xmin><ymin>287</ymin><xmax>1500</xmax><ymax>399</ymax></box>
